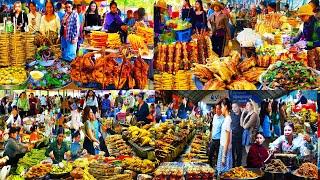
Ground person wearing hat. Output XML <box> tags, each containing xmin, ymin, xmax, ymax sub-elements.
<box><xmin>292</xmin><ymin>4</ymin><xmax>320</xmax><ymax>50</ymax></box>
<box><xmin>154</xmin><ymin>0</ymin><xmax>170</xmax><ymax>40</ymax></box>
<box><xmin>4</xmin><ymin>127</ymin><xmax>32</xmax><ymax>165</ymax></box>
<box><xmin>309</xmin><ymin>0</ymin><xmax>320</xmax><ymax>19</ymax></box>
<box><xmin>135</xmin><ymin>93</ymin><xmax>150</xmax><ymax>124</ymax></box>
<box><xmin>208</xmin><ymin>1</ymin><xmax>231</xmax><ymax>57</ymax></box>
<box><xmin>192</xmin><ymin>0</ymin><xmax>208</xmax><ymax>32</ymax></box>
<box><xmin>181</xmin><ymin>0</ymin><xmax>195</xmax><ymax>23</ymax></box>
<box><xmin>45</xmin><ymin>128</ymin><xmax>70</xmax><ymax>163</ymax></box>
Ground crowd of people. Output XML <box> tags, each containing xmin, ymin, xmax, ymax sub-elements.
<box><xmin>205</xmin><ymin>95</ymin><xmax>317</xmax><ymax>176</ymax></box>
<box><xmin>155</xmin><ymin>0</ymin><xmax>320</xmax><ymax>56</ymax></box>
<box><xmin>0</xmin><ymin>0</ymin><xmax>149</xmax><ymax>61</ymax></box>
<box><xmin>0</xmin><ymin>90</ymin><xmax>158</xmax><ymax>166</ymax></box>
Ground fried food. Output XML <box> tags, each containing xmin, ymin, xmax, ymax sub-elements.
<box><xmin>203</xmin><ymin>80</ymin><xmax>226</xmax><ymax>90</ymax></box>
<box><xmin>25</xmin><ymin>164</ymin><xmax>52</xmax><ymax>179</ymax></box>
<box><xmin>227</xmin><ymin>80</ymin><xmax>257</xmax><ymax>90</ymax></box>
<box><xmin>242</xmin><ymin>67</ymin><xmax>266</xmax><ymax>82</ymax></box>
<box><xmin>221</xmin><ymin>167</ymin><xmax>259</xmax><ymax>179</ymax></box>
<box><xmin>264</xmin><ymin>159</ymin><xmax>289</xmax><ymax>173</ymax></box>
<box><xmin>133</xmin><ymin>57</ymin><xmax>149</xmax><ymax>89</ymax></box>
<box><xmin>294</xmin><ymin>163</ymin><xmax>318</xmax><ymax>179</ymax></box>
<box><xmin>238</xmin><ymin>56</ymin><xmax>257</xmax><ymax>72</ymax></box>
<box><xmin>70</xmin><ymin>53</ymin><xmax>95</xmax><ymax>83</ymax></box>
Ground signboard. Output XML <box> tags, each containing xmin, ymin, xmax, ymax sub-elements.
<box><xmin>202</xmin><ymin>91</ymin><xmax>229</xmax><ymax>104</ymax></box>
<box><xmin>228</xmin><ymin>91</ymin><xmax>261</xmax><ymax>106</ymax></box>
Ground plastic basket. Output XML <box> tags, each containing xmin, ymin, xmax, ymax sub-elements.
<box><xmin>175</xmin><ymin>28</ymin><xmax>192</xmax><ymax>42</ymax></box>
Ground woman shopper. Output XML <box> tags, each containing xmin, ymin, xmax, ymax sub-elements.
<box><xmin>240</xmin><ymin>100</ymin><xmax>260</xmax><ymax>153</ymax></box>
<box><xmin>61</xmin><ymin>1</ymin><xmax>79</xmax><ymax>61</ymax></box>
<box><xmin>208</xmin><ymin>1</ymin><xmax>231</xmax><ymax>57</ymax></box>
<box><xmin>39</xmin><ymin>0</ymin><xmax>61</xmax><ymax>36</ymax></box>
<box><xmin>181</xmin><ymin>0</ymin><xmax>195</xmax><ymax>23</ymax></box>
<box><xmin>17</xmin><ymin>92</ymin><xmax>30</xmax><ymax>119</ymax></box>
<box><xmin>216</xmin><ymin>98</ymin><xmax>233</xmax><ymax>175</ymax></box>
<box><xmin>27</xmin><ymin>2</ymin><xmax>41</xmax><ymax>32</ymax></box>
<box><xmin>83</xmin><ymin>106</ymin><xmax>108</xmax><ymax>155</ymax></box>
<box><xmin>84</xmin><ymin>90</ymin><xmax>99</xmax><ymax>115</ymax></box>
<box><xmin>260</xmin><ymin>100</ymin><xmax>272</xmax><ymax>143</ymax></box>
<box><xmin>192</xmin><ymin>0</ymin><xmax>207</xmax><ymax>32</ymax></box>
<box><xmin>84</xmin><ymin>1</ymin><xmax>101</xmax><ymax>27</ymax></box>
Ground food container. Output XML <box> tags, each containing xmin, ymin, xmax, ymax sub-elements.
<box><xmin>30</xmin><ymin>71</ymin><xmax>44</xmax><ymax>81</ymax></box>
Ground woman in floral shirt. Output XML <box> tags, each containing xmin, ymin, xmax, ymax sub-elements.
<box><xmin>269</xmin><ymin>122</ymin><xmax>314</xmax><ymax>158</ymax></box>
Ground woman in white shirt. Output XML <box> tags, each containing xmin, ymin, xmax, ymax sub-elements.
<box><xmin>6</xmin><ymin>106</ymin><xmax>22</xmax><ymax>128</ymax></box>
<box><xmin>27</xmin><ymin>2</ymin><xmax>41</xmax><ymax>32</ymax></box>
<box><xmin>216</xmin><ymin>98</ymin><xmax>233</xmax><ymax>175</ymax></box>
<box><xmin>39</xmin><ymin>0</ymin><xmax>60</xmax><ymax>36</ymax></box>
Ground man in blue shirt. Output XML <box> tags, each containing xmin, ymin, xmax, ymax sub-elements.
<box><xmin>208</xmin><ymin>104</ymin><xmax>224</xmax><ymax>168</ymax></box>
<box><xmin>207</xmin><ymin>3</ymin><xmax>214</xmax><ymax>17</ymax></box>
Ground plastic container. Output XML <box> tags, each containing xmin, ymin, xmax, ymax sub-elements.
<box><xmin>175</xmin><ymin>28</ymin><xmax>192</xmax><ymax>42</ymax></box>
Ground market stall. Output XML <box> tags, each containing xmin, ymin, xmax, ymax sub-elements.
<box><xmin>153</xmin><ymin>1</ymin><xmax>320</xmax><ymax>90</ymax></box>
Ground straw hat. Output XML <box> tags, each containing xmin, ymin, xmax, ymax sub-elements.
<box><xmin>155</xmin><ymin>0</ymin><xmax>167</xmax><ymax>9</ymax></box>
<box><xmin>297</xmin><ymin>4</ymin><xmax>315</xmax><ymax>16</ymax></box>
<box><xmin>211</xmin><ymin>1</ymin><xmax>224</xmax><ymax>9</ymax></box>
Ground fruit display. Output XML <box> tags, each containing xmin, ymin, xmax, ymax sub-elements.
<box><xmin>293</xmin><ymin>163</ymin><xmax>318</xmax><ymax>179</ymax></box>
<box><xmin>25</xmin><ymin>163</ymin><xmax>52</xmax><ymax>179</ymax></box>
<box><xmin>165</xmin><ymin>19</ymin><xmax>192</xmax><ymax>31</ymax></box>
<box><xmin>136</xmin><ymin>26</ymin><xmax>154</xmax><ymax>45</ymax></box>
<box><xmin>71</xmin><ymin>52</ymin><xmax>149</xmax><ymax>89</ymax></box>
<box><xmin>106</xmin><ymin>33</ymin><xmax>122</xmax><ymax>48</ymax></box>
<box><xmin>127</xmin><ymin>125</ymin><xmax>154</xmax><ymax>147</ymax></box>
<box><xmin>16</xmin><ymin>149</ymin><xmax>47</xmax><ymax>175</ymax></box>
<box><xmin>0</xmin><ymin>67</ymin><xmax>28</xmax><ymax>85</ymax></box>
<box><xmin>73</xmin><ymin>158</ymin><xmax>91</xmax><ymax>168</ymax></box>
<box><xmin>221</xmin><ymin>166</ymin><xmax>259</xmax><ymax>179</ymax></box>
<box><xmin>28</xmin><ymin>60</ymin><xmax>71</xmax><ymax>89</ymax></box>
<box><xmin>122</xmin><ymin>157</ymin><xmax>155</xmax><ymax>173</ymax></box>
<box><xmin>182</xmin><ymin>134</ymin><xmax>209</xmax><ymax>163</ymax></box>
<box><xmin>264</xmin><ymin>159</ymin><xmax>289</xmax><ymax>173</ymax></box>
<box><xmin>90</xmin><ymin>31</ymin><xmax>108</xmax><ymax>47</ymax></box>
<box><xmin>106</xmin><ymin>135</ymin><xmax>134</xmax><ymax>157</ymax></box>
<box><xmin>260</xmin><ymin>60</ymin><xmax>320</xmax><ymax>90</ymax></box>
<box><xmin>51</xmin><ymin>161</ymin><xmax>73</xmax><ymax>175</ymax></box>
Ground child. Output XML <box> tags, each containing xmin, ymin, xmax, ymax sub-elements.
<box><xmin>124</xmin><ymin>10</ymin><xmax>135</xmax><ymax>27</ymax></box>
<box><xmin>70</xmin><ymin>130</ymin><xmax>86</xmax><ymax>160</ymax></box>
<box><xmin>29</xmin><ymin>125</ymin><xmax>39</xmax><ymax>143</ymax></box>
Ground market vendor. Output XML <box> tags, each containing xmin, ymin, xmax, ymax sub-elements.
<box><xmin>39</xmin><ymin>0</ymin><xmax>61</xmax><ymax>38</ymax></box>
<box><xmin>6</xmin><ymin>106</ymin><xmax>22</xmax><ymax>128</ymax></box>
<box><xmin>103</xmin><ymin>1</ymin><xmax>128</xmax><ymax>43</ymax></box>
<box><xmin>45</xmin><ymin>129</ymin><xmax>70</xmax><ymax>164</ymax></box>
<box><xmin>208</xmin><ymin>1</ymin><xmax>231</xmax><ymax>57</ymax></box>
<box><xmin>11</xmin><ymin>1</ymin><xmax>28</xmax><ymax>32</ymax></box>
<box><xmin>269</xmin><ymin>122</ymin><xmax>315</xmax><ymax>157</ymax></box>
<box><xmin>292</xmin><ymin>4</ymin><xmax>320</xmax><ymax>50</ymax></box>
<box><xmin>181</xmin><ymin>0</ymin><xmax>195</xmax><ymax>23</ymax></box>
<box><xmin>61</xmin><ymin>1</ymin><xmax>79</xmax><ymax>62</ymax></box>
<box><xmin>84</xmin><ymin>1</ymin><xmax>101</xmax><ymax>27</ymax></box>
<box><xmin>135</xmin><ymin>93</ymin><xmax>150</xmax><ymax>124</ymax></box>
<box><xmin>247</xmin><ymin>132</ymin><xmax>269</xmax><ymax>168</ymax></box>
<box><xmin>29</xmin><ymin>125</ymin><xmax>40</xmax><ymax>143</ymax></box>
<box><xmin>267</xmin><ymin>3</ymin><xmax>277</xmax><ymax>14</ymax></box>
<box><xmin>4</xmin><ymin>127</ymin><xmax>32</xmax><ymax>165</ymax></box>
